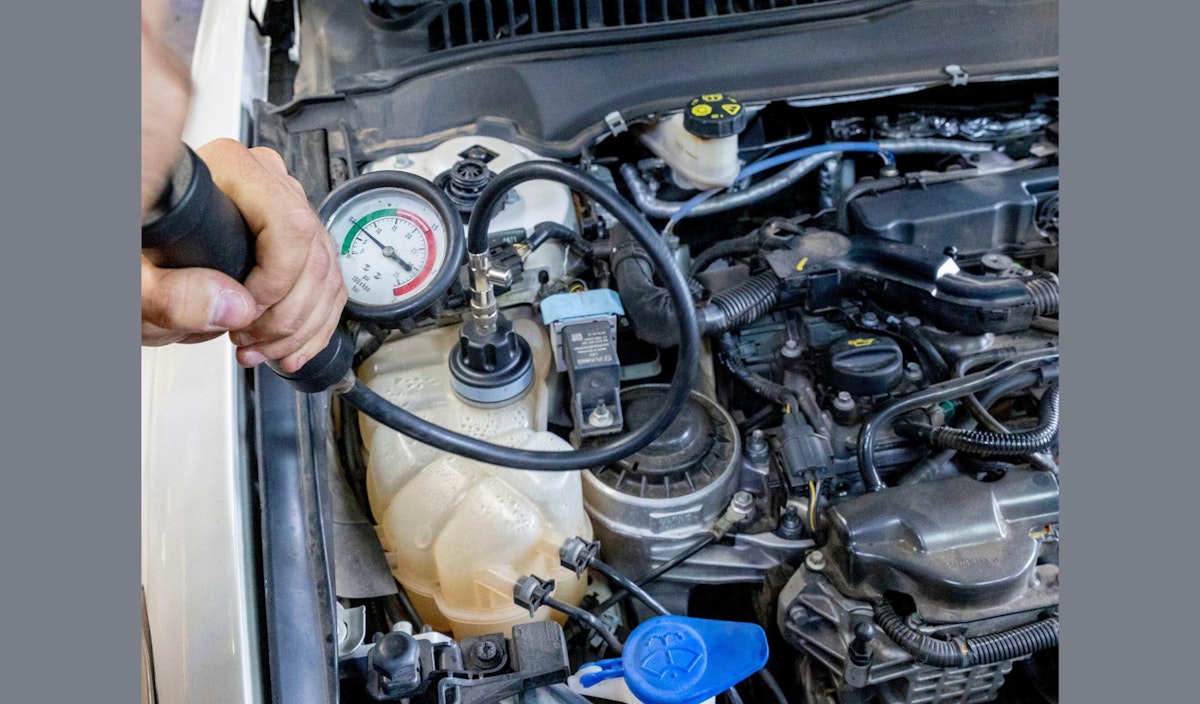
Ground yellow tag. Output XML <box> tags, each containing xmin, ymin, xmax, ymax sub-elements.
<box><xmin>847</xmin><ymin>338</ymin><xmax>875</xmax><ymax>348</ymax></box>
<box><xmin>701</xmin><ymin>93</ymin><xmax>724</xmax><ymax>102</ymax></box>
<box><xmin>795</xmin><ymin>257</ymin><xmax>809</xmax><ymax>272</ymax></box>
<box><xmin>722</xmin><ymin>103</ymin><xmax>742</xmax><ymax>116</ymax></box>
<box><xmin>691</xmin><ymin>104</ymin><xmax>713</xmax><ymax>117</ymax></box>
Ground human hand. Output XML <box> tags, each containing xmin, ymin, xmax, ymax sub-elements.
<box><xmin>141</xmin><ymin>140</ymin><xmax>348</xmax><ymax>373</ymax></box>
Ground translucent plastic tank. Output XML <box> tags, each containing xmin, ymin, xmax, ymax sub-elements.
<box><xmin>358</xmin><ymin>318</ymin><xmax>593</xmax><ymax>637</ymax></box>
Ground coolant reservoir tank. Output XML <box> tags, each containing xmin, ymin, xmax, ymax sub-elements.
<box><xmin>359</xmin><ymin>318</ymin><xmax>593</xmax><ymax>638</ymax></box>
<box><xmin>639</xmin><ymin>94</ymin><xmax>749</xmax><ymax>190</ymax></box>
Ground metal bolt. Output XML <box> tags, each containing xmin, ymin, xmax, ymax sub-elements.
<box><xmin>833</xmin><ymin>391</ymin><xmax>856</xmax><ymax>413</ymax></box>
<box><xmin>588</xmin><ymin>402</ymin><xmax>614</xmax><ymax>428</ymax></box>
<box><xmin>781</xmin><ymin>339</ymin><xmax>802</xmax><ymax>359</ymax></box>
<box><xmin>732</xmin><ymin>491</ymin><xmax>755</xmax><ymax>511</ymax></box>
<box><xmin>904</xmin><ymin>362</ymin><xmax>923</xmax><ymax>382</ymax></box>
<box><xmin>473</xmin><ymin>640</ymin><xmax>500</xmax><ymax>665</ymax></box>
<box><xmin>805</xmin><ymin>550</ymin><xmax>827</xmax><ymax>572</ymax></box>
<box><xmin>861</xmin><ymin>312</ymin><xmax>879</xmax><ymax>328</ymax></box>
<box><xmin>903</xmin><ymin>316</ymin><xmax>922</xmax><ymax>329</ymax></box>
<box><xmin>788</xmin><ymin>605</ymin><xmax>808</xmax><ymax>622</ymax></box>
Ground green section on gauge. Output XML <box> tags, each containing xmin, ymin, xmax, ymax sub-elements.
<box><xmin>341</xmin><ymin>208</ymin><xmax>396</xmax><ymax>254</ymax></box>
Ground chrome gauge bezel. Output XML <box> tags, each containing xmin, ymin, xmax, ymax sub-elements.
<box><xmin>318</xmin><ymin>171</ymin><xmax>465</xmax><ymax>324</ymax></box>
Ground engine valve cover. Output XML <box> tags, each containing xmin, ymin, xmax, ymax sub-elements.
<box><xmin>822</xmin><ymin>471</ymin><xmax>1059</xmax><ymax>620</ymax></box>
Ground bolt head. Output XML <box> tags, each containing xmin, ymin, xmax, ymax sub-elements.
<box><xmin>805</xmin><ymin>550</ymin><xmax>827</xmax><ymax>572</ymax></box>
<box><xmin>473</xmin><ymin>640</ymin><xmax>500</xmax><ymax>663</ymax></box>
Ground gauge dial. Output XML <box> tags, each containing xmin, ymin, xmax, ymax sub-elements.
<box><xmin>319</xmin><ymin>172</ymin><xmax>465</xmax><ymax>323</ymax></box>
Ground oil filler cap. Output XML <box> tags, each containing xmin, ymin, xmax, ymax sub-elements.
<box><xmin>683</xmin><ymin>94</ymin><xmax>748</xmax><ymax>140</ymax></box>
<box><xmin>579</xmin><ymin>616</ymin><xmax>768</xmax><ymax>704</ymax></box>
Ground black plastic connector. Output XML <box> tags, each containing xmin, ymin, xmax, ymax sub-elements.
<box><xmin>559</xmin><ymin>537</ymin><xmax>600</xmax><ymax>577</ymax></box>
<box><xmin>513</xmin><ymin>575</ymin><xmax>556</xmax><ymax>617</ymax></box>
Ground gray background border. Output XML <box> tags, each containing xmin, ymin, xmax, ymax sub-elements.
<box><xmin>0</xmin><ymin>1</ymin><xmax>142</xmax><ymax>701</ymax></box>
<box><xmin>0</xmin><ymin>0</ymin><xmax>1193</xmax><ymax>701</ymax></box>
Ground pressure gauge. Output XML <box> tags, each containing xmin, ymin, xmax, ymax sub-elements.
<box><xmin>319</xmin><ymin>171</ymin><xmax>465</xmax><ymax>323</ymax></box>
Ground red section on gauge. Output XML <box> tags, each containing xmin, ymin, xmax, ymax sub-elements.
<box><xmin>391</xmin><ymin>209</ymin><xmax>438</xmax><ymax>297</ymax></box>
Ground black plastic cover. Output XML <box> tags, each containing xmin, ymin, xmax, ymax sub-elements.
<box><xmin>848</xmin><ymin>167</ymin><xmax>1059</xmax><ymax>255</ymax></box>
<box><xmin>562</xmin><ymin>319</ymin><xmax>623</xmax><ymax>437</ymax></box>
<box><xmin>768</xmin><ymin>235</ymin><xmax>1038</xmax><ymax>334</ymax></box>
<box><xmin>367</xmin><ymin>632</ymin><xmax>422</xmax><ymax>699</ymax></box>
<box><xmin>824</xmin><ymin>471</ymin><xmax>1058</xmax><ymax>610</ymax></box>
<box><xmin>826</xmin><ymin>334</ymin><xmax>904</xmax><ymax>396</ymax></box>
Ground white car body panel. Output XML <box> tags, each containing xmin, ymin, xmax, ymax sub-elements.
<box><xmin>141</xmin><ymin>1</ymin><xmax>269</xmax><ymax>702</ymax></box>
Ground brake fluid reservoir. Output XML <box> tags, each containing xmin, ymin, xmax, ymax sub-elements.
<box><xmin>358</xmin><ymin>318</ymin><xmax>592</xmax><ymax>637</ymax></box>
<box><xmin>639</xmin><ymin>94</ymin><xmax>749</xmax><ymax>190</ymax></box>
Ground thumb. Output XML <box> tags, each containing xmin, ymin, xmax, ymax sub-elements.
<box><xmin>142</xmin><ymin>257</ymin><xmax>259</xmax><ymax>335</ymax></box>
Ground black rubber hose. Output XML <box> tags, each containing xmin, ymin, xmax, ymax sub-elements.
<box><xmin>908</xmin><ymin>384</ymin><xmax>1059</xmax><ymax>457</ymax></box>
<box><xmin>689</xmin><ymin>231</ymin><xmax>763</xmax><ymax>277</ymax></box>
<box><xmin>873</xmin><ymin>599</ymin><xmax>1059</xmax><ymax>668</ymax></box>
<box><xmin>706</xmin><ymin>271</ymin><xmax>782</xmax><ymax>334</ymax></box>
<box><xmin>343</xmin><ymin>161</ymin><xmax>701</xmax><ymax>471</ymax></box>
<box><xmin>894</xmin><ymin>324</ymin><xmax>950</xmax><ymax>381</ymax></box>
<box><xmin>591</xmin><ymin>534</ymin><xmax>717</xmax><ymax>615</ymax></box>
<box><xmin>543</xmin><ymin>595</ymin><xmax>624</xmax><ymax>655</ymax></box>
<box><xmin>610</xmin><ymin>230</ymin><xmax>690</xmax><ymax>347</ymax></box>
<box><xmin>897</xmin><ymin>369</ymin><xmax>1049</xmax><ymax>485</ymax></box>
<box><xmin>756</xmin><ymin>668</ymin><xmax>790</xmax><ymax>704</ymax></box>
<box><xmin>858</xmin><ymin>348</ymin><xmax>1059</xmax><ymax>491</ymax></box>
<box><xmin>588</xmin><ymin>559</ymin><xmax>669</xmax><ymax>616</ymax></box>
<box><xmin>392</xmin><ymin>579</ymin><xmax>425</xmax><ymax>631</ymax></box>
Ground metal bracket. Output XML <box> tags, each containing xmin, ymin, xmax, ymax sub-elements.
<box><xmin>944</xmin><ymin>64</ymin><xmax>970</xmax><ymax>87</ymax></box>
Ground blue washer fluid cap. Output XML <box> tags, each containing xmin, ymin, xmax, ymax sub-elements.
<box><xmin>580</xmin><ymin>616</ymin><xmax>768</xmax><ymax>704</ymax></box>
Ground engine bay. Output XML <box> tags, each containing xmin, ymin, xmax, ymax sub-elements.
<box><xmin>253</xmin><ymin>3</ymin><xmax>1060</xmax><ymax>702</ymax></box>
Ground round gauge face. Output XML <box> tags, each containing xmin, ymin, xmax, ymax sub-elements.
<box><xmin>326</xmin><ymin>187</ymin><xmax>450</xmax><ymax>309</ymax></box>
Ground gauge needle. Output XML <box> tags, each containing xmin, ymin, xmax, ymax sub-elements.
<box><xmin>361</xmin><ymin>229</ymin><xmax>415</xmax><ymax>272</ymax></box>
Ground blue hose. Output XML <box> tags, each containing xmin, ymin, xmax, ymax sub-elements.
<box><xmin>664</xmin><ymin>142</ymin><xmax>895</xmax><ymax>232</ymax></box>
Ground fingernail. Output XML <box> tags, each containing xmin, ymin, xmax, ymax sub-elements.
<box><xmin>210</xmin><ymin>290</ymin><xmax>252</xmax><ymax>329</ymax></box>
<box><xmin>240</xmin><ymin>350</ymin><xmax>266</xmax><ymax>367</ymax></box>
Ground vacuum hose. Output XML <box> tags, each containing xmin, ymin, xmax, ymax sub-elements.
<box><xmin>906</xmin><ymin>384</ymin><xmax>1060</xmax><ymax>456</ymax></box>
<box><xmin>873</xmin><ymin>598</ymin><xmax>1059</xmax><ymax>668</ymax></box>
<box><xmin>342</xmin><ymin>161</ymin><xmax>702</xmax><ymax>471</ymax></box>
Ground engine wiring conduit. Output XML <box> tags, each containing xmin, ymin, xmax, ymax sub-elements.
<box><xmin>872</xmin><ymin>598</ymin><xmax>1059</xmax><ymax>668</ymax></box>
<box><xmin>900</xmin><ymin>384</ymin><xmax>1060</xmax><ymax>457</ymax></box>
<box><xmin>857</xmin><ymin>348</ymin><xmax>1060</xmax><ymax>491</ymax></box>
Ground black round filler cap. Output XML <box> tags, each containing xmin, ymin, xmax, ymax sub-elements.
<box><xmin>826</xmin><ymin>333</ymin><xmax>905</xmax><ymax>397</ymax></box>
<box><xmin>683</xmin><ymin>93</ymin><xmax>748</xmax><ymax>139</ymax></box>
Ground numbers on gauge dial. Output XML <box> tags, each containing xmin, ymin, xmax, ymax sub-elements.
<box><xmin>329</xmin><ymin>189</ymin><xmax>447</xmax><ymax>308</ymax></box>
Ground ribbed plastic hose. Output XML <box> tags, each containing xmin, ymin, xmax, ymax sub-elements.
<box><xmin>873</xmin><ymin>598</ymin><xmax>1059</xmax><ymax>668</ymax></box>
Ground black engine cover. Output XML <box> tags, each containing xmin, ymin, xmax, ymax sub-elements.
<box><xmin>822</xmin><ymin>471</ymin><xmax>1059</xmax><ymax>622</ymax></box>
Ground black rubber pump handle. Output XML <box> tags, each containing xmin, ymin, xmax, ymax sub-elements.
<box><xmin>141</xmin><ymin>144</ymin><xmax>351</xmax><ymax>392</ymax></box>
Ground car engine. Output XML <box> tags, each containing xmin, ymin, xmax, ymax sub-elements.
<box><xmin>251</xmin><ymin>2</ymin><xmax>1059</xmax><ymax>702</ymax></box>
